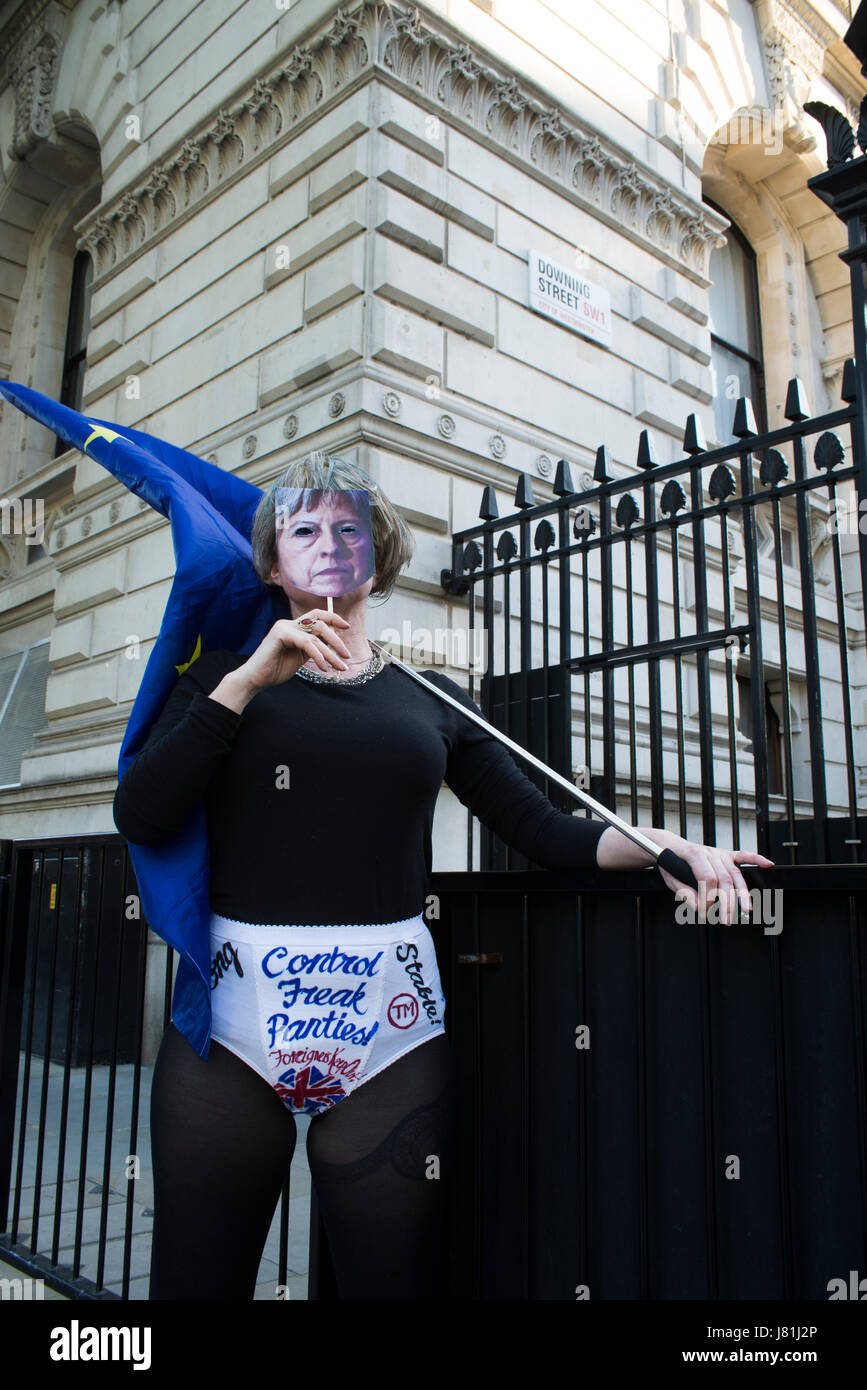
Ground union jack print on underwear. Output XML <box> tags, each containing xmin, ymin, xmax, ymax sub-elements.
<box><xmin>275</xmin><ymin>1065</ymin><xmax>347</xmax><ymax>1114</ymax></box>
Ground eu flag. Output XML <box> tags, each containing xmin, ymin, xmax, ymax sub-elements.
<box><xmin>0</xmin><ymin>381</ymin><xmax>291</xmax><ymax>1056</ymax></box>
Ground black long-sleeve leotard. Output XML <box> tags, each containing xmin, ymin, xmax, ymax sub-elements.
<box><xmin>112</xmin><ymin>648</ymin><xmax>607</xmax><ymax>925</ymax></box>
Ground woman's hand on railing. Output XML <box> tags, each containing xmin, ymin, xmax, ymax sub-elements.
<box><xmin>596</xmin><ymin>824</ymin><xmax>774</xmax><ymax>922</ymax></box>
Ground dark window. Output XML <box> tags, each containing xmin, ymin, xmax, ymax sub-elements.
<box><xmin>737</xmin><ymin>673</ymin><xmax>784</xmax><ymax>796</ymax></box>
<box><xmin>0</xmin><ymin>642</ymin><xmax>50</xmax><ymax>787</ymax></box>
<box><xmin>705</xmin><ymin>197</ymin><xmax>768</xmax><ymax>441</ymax></box>
<box><xmin>758</xmin><ymin>520</ymin><xmax>795</xmax><ymax>568</ymax></box>
<box><xmin>54</xmin><ymin>250</ymin><xmax>93</xmax><ymax>458</ymax></box>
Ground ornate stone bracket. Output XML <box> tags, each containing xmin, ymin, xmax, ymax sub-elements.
<box><xmin>758</xmin><ymin>0</ymin><xmax>830</xmax><ymax>155</ymax></box>
<box><xmin>75</xmin><ymin>0</ymin><xmax>726</xmax><ymax>283</ymax></box>
<box><xmin>6</xmin><ymin>0</ymin><xmax>67</xmax><ymax>161</ymax></box>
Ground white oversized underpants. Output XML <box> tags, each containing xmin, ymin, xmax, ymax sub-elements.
<box><xmin>201</xmin><ymin>911</ymin><xmax>447</xmax><ymax>1116</ymax></box>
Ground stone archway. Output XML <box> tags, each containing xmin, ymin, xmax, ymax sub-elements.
<box><xmin>0</xmin><ymin>0</ymin><xmax>101</xmax><ymax>383</ymax></box>
<box><xmin>1</xmin><ymin>154</ymin><xmax>101</xmax><ymax>489</ymax></box>
<box><xmin>702</xmin><ymin>118</ymin><xmax>849</xmax><ymax>426</ymax></box>
<box><xmin>1</xmin><ymin>117</ymin><xmax>100</xmax><ymax>372</ymax></box>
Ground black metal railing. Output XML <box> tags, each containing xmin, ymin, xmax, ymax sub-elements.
<box><xmin>0</xmin><ymin>836</ymin><xmax>305</xmax><ymax>1300</ymax></box>
<box><xmin>441</xmin><ymin>374</ymin><xmax>867</xmax><ymax>873</ymax></box>
<box><xmin>432</xmin><ymin>862</ymin><xmax>867</xmax><ymax>1300</ymax></box>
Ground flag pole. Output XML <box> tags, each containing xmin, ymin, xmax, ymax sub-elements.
<box><xmin>369</xmin><ymin>642</ymin><xmax>699</xmax><ymax>892</ymax></box>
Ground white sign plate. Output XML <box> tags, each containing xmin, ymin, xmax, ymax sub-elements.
<box><xmin>529</xmin><ymin>251</ymin><xmax>612</xmax><ymax>347</ymax></box>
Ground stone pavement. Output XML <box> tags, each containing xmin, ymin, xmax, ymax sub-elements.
<box><xmin>1</xmin><ymin>1052</ymin><xmax>311</xmax><ymax>1301</ymax></box>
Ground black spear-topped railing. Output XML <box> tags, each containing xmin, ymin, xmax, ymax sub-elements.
<box><xmin>437</xmin><ymin>74</ymin><xmax>867</xmax><ymax>882</ymax></box>
<box><xmin>441</xmin><ymin>369</ymin><xmax>867</xmax><ymax>872</ymax></box>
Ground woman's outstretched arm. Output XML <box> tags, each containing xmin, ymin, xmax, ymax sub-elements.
<box><xmin>431</xmin><ymin>670</ymin><xmax>773</xmax><ymax>920</ymax></box>
<box><xmin>431</xmin><ymin>670</ymin><xmax>608</xmax><ymax>870</ymax></box>
<box><xmin>596</xmin><ymin>823</ymin><xmax>774</xmax><ymax>921</ymax></box>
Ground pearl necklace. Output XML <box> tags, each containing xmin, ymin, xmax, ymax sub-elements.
<box><xmin>295</xmin><ymin>642</ymin><xmax>385</xmax><ymax>686</ymax></box>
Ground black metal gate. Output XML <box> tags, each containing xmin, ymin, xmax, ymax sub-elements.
<box><xmin>434</xmin><ymin>865</ymin><xmax>867</xmax><ymax>1299</ymax></box>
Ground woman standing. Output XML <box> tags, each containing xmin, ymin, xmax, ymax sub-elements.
<box><xmin>113</xmin><ymin>451</ymin><xmax>772</xmax><ymax>1301</ymax></box>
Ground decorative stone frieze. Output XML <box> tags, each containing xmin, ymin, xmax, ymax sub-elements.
<box><xmin>75</xmin><ymin>1</ymin><xmax>725</xmax><ymax>283</ymax></box>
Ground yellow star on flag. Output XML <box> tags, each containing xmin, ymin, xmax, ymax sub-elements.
<box><xmin>83</xmin><ymin>424</ymin><xmax>122</xmax><ymax>451</ymax></box>
<box><xmin>176</xmin><ymin>633</ymin><xmax>202</xmax><ymax>676</ymax></box>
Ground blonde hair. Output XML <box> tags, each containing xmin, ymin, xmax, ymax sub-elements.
<box><xmin>251</xmin><ymin>451</ymin><xmax>413</xmax><ymax>601</ymax></box>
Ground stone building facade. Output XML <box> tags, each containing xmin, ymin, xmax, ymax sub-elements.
<box><xmin>0</xmin><ymin>0</ymin><xmax>864</xmax><ymax>880</ymax></box>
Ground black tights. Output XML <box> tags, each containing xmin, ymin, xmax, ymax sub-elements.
<box><xmin>148</xmin><ymin>1022</ymin><xmax>455</xmax><ymax>1300</ymax></box>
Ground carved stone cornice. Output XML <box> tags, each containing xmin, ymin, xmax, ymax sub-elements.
<box><xmin>756</xmin><ymin>0</ymin><xmax>842</xmax><ymax>151</ymax></box>
<box><xmin>6</xmin><ymin>0</ymin><xmax>69</xmax><ymax>160</ymax></box>
<box><xmin>75</xmin><ymin>0</ymin><xmax>726</xmax><ymax>284</ymax></box>
<box><xmin>780</xmin><ymin>0</ymin><xmax>848</xmax><ymax>52</ymax></box>
<box><xmin>762</xmin><ymin>1</ymin><xmax>824</xmax><ymax>102</ymax></box>
<box><xmin>0</xmin><ymin>0</ymin><xmax>75</xmax><ymax>73</ymax></box>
